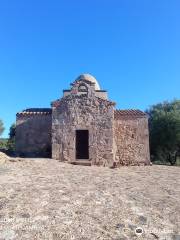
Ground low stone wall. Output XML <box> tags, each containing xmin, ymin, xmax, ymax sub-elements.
<box><xmin>16</xmin><ymin>114</ymin><xmax>52</xmax><ymax>157</ymax></box>
<box><xmin>114</xmin><ymin>117</ymin><xmax>150</xmax><ymax>166</ymax></box>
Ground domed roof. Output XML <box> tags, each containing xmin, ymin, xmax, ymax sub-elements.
<box><xmin>76</xmin><ymin>73</ymin><xmax>100</xmax><ymax>90</ymax></box>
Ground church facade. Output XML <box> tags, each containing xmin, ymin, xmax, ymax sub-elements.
<box><xmin>16</xmin><ymin>74</ymin><xmax>150</xmax><ymax>167</ymax></box>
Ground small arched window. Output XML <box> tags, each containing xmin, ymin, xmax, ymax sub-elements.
<box><xmin>78</xmin><ymin>84</ymin><xmax>88</xmax><ymax>93</ymax></box>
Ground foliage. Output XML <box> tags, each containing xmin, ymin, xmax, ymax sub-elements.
<box><xmin>147</xmin><ymin>100</ymin><xmax>180</xmax><ymax>165</ymax></box>
<box><xmin>0</xmin><ymin>138</ymin><xmax>8</xmax><ymax>150</ymax></box>
<box><xmin>7</xmin><ymin>123</ymin><xmax>16</xmax><ymax>151</ymax></box>
<box><xmin>0</xmin><ymin>119</ymin><xmax>5</xmax><ymax>136</ymax></box>
<box><xmin>9</xmin><ymin>123</ymin><xmax>16</xmax><ymax>139</ymax></box>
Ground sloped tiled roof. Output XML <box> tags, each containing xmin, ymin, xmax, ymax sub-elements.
<box><xmin>17</xmin><ymin>108</ymin><xmax>147</xmax><ymax>119</ymax></box>
<box><xmin>16</xmin><ymin>108</ymin><xmax>52</xmax><ymax>116</ymax></box>
<box><xmin>114</xmin><ymin>109</ymin><xmax>147</xmax><ymax>120</ymax></box>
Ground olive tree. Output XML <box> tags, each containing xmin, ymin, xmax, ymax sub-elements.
<box><xmin>147</xmin><ymin>100</ymin><xmax>180</xmax><ymax>165</ymax></box>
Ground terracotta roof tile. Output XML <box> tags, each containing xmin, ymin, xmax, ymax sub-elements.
<box><xmin>114</xmin><ymin>109</ymin><xmax>147</xmax><ymax>119</ymax></box>
<box><xmin>16</xmin><ymin>108</ymin><xmax>52</xmax><ymax>116</ymax></box>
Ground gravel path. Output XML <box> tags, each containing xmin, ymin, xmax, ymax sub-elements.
<box><xmin>0</xmin><ymin>159</ymin><xmax>180</xmax><ymax>240</ymax></box>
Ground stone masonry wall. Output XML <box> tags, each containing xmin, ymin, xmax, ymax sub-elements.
<box><xmin>16</xmin><ymin>114</ymin><xmax>52</xmax><ymax>157</ymax></box>
<box><xmin>114</xmin><ymin>117</ymin><xmax>150</xmax><ymax>166</ymax></box>
<box><xmin>52</xmin><ymin>94</ymin><xmax>115</xmax><ymax>167</ymax></box>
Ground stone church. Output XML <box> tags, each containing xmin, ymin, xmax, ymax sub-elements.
<box><xmin>16</xmin><ymin>74</ymin><xmax>150</xmax><ymax>167</ymax></box>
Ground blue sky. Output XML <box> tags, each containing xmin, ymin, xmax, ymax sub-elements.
<box><xmin>0</xmin><ymin>0</ymin><xmax>180</xmax><ymax>137</ymax></box>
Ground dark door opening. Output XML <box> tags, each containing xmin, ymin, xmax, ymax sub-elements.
<box><xmin>76</xmin><ymin>130</ymin><xmax>89</xmax><ymax>159</ymax></box>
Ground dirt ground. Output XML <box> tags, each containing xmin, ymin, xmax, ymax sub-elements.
<box><xmin>0</xmin><ymin>158</ymin><xmax>180</xmax><ymax>240</ymax></box>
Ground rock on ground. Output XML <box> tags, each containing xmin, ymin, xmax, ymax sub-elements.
<box><xmin>0</xmin><ymin>152</ymin><xmax>10</xmax><ymax>165</ymax></box>
<box><xmin>0</xmin><ymin>158</ymin><xmax>179</xmax><ymax>240</ymax></box>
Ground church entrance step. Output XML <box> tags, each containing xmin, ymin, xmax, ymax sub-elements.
<box><xmin>70</xmin><ymin>160</ymin><xmax>91</xmax><ymax>166</ymax></box>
